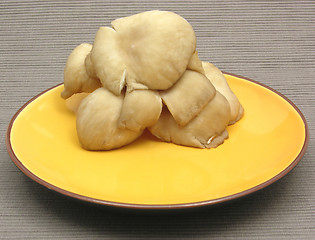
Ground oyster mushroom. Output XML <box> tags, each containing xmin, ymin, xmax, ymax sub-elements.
<box><xmin>202</xmin><ymin>62</ymin><xmax>244</xmax><ymax>124</ymax></box>
<box><xmin>160</xmin><ymin>70</ymin><xmax>216</xmax><ymax>126</ymax></box>
<box><xmin>76</xmin><ymin>88</ymin><xmax>143</xmax><ymax>150</ymax></box>
<box><xmin>65</xmin><ymin>92</ymin><xmax>89</xmax><ymax>113</ymax></box>
<box><xmin>61</xmin><ymin>11</ymin><xmax>244</xmax><ymax>151</ymax></box>
<box><xmin>91</xmin><ymin>10</ymin><xmax>196</xmax><ymax>95</ymax></box>
<box><xmin>149</xmin><ymin>91</ymin><xmax>231</xmax><ymax>149</ymax></box>
<box><xmin>90</xmin><ymin>27</ymin><xmax>127</xmax><ymax>95</ymax></box>
<box><xmin>84</xmin><ymin>52</ymin><xmax>97</xmax><ymax>79</ymax></box>
<box><xmin>118</xmin><ymin>88</ymin><xmax>162</xmax><ymax>131</ymax></box>
<box><xmin>61</xmin><ymin>43</ymin><xmax>102</xmax><ymax>99</ymax></box>
<box><xmin>187</xmin><ymin>51</ymin><xmax>205</xmax><ymax>74</ymax></box>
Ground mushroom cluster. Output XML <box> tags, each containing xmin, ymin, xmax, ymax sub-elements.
<box><xmin>61</xmin><ymin>10</ymin><xmax>243</xmax><ymax>150</ymax></box>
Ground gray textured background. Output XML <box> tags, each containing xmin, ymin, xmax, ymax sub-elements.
<box><xmin>1</xmin><ymin>0</ymin><xmax>314</xmax><ymax>239</ymax></box>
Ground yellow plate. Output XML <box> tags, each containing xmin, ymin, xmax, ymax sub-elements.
<box><xmin>6</xmin><ymin>73</ymin><xmax>309</xmax><ymax>209</ymax></box>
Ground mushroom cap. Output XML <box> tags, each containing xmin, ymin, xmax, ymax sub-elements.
<box><xmin>76</xmin><ymin>88</ymin><xmax>143</xmax><ymax>150</ymax></box>
<box><xmin>62</xmin><ymin>43</ymin><xmax>101</xmax><ymax>99</ymax></box>
<box><xmin>187</xmin><ymin>51</ymin><xmax>205</xmax><ymax>75</ymax></box>
<box><xmin>149</xmin><ymin>91</ymin><xmax>231</xmax><ymax>149</ymax></box>
<box><xmin>111</xmin><ymin>10</ymin><xmax>196</xmax><ymax>91</ymax></box>
<box><xmin>84</xmin><ymin>52</ymin><xmax>98</xmax><ymax>79</ymax></box>
<box><xmin>160</xmin><ymin>70</ymin><xmax>216</xmax><ymax>126</ymax></box>
<box><xmin>91</xmin><ymin>27</ymin><xmax>126</xmax><ymax>95</ymax></box>
<box><xmin>118</xmin><ymin>89</ymin><xmax>162</xmax><ymax>131</ymax></box>
<box><xmin>65</xmin><ymin>92</ymin><xmax>89</xmax><ymax>113</ymax></box>
<box><xmin>202</xmin><ymin>61</ymin><xmax>243</xmax><ymax>124</ymax></box>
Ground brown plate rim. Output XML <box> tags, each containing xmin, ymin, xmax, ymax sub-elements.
<box><xmin>6</xmin><ymin>73</ymin><xmax>309</xmax><ymax>210</ymax></box>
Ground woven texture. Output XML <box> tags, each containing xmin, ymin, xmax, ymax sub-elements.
<box><xmin>1</xmin><ymin>0</ymin><xmax>314</xmax><ymax>239</ymax></box>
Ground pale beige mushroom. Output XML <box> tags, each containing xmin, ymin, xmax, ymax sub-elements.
<box><xmin>84</xmin><ymin>52</ymin><xmax>97</xmax><ymax>79</ymax></box>
<box><xmin>61</xmin><ymin>43</ymin><xmax>101</xmax><ymax>99</ymax></box>
<box><xmin>118</xmin><ymin>88</ymin><xmax>162</xmax><ymax>131</ymax></box>
<box><xmin>149</xmin><ymin>91</ymin><xmax>231</xmax><ymax>149</ymax></box>
<box><xmin>160</xmin><ymin>70</ymin><xmax>216</xmax><ymax>126</ymax></box>
<box><xmin>62</xmin><ymin>11</ymin><xmax>244</xmax><ymax>151</ymax></box>
<box><xmin>90</xmin><ymin>10</ymin><xmax>196</xmax><ymax>95</ymax></box>
<box><xmin>90</xmin><ymin>27</ymin><xmax>127</xmax><ymax>95</ymax></box>
<box><xmin>112</xmin><ymin>10</ymin><xmax>196</xmax><ymax>91</ymax></box>
<box><xmin>76</xmin><ymin>88</ymin><xmax>143</xmax><ymax>150</ymax></box>
<box><xmin>65</xmin><ymin>92</ymin><xmax>89</xmax><ymax>113</ymax></box>
<box><xmin>187</xmin><ymin>51</ymin><xmax>205</xmax><ymax>74</ymax></box>
<box><xmin>202</xmin><ymin>62</ymin><xmax>244</xmax><ymax>124</ymax></box>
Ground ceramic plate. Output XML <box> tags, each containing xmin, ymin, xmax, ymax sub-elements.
<box><xmin>6</xmin><ymin>73</ymin><xmax>309</xmax><ymax>209</ymax></box>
